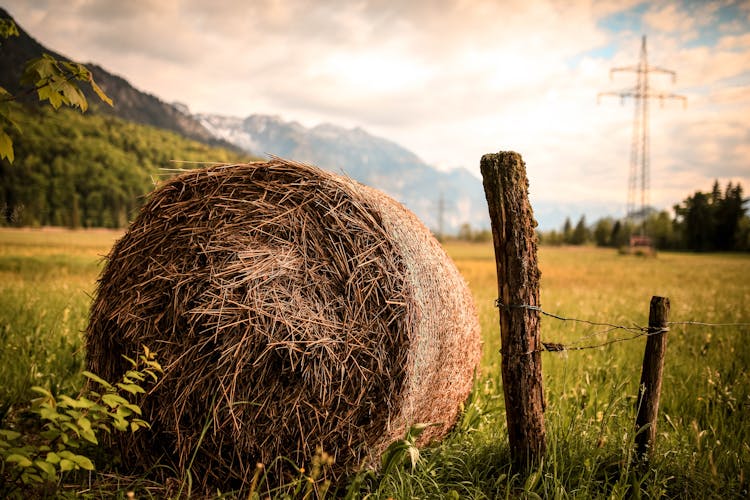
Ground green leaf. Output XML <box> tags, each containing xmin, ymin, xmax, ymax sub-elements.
<box><xmin>116</xmin><ymin>382</ymin><xmax>145</xmax><ymax>395</ymax></box>
<box><xmin>524</xmin><ymin>470</ymin><xmax>541</xmax><ymax>492</ymax></box>
<box><xmin>406</xmin><ymin>422</ymin><xmax>435</xmax><ymax>440</ymax></box>
<box><xmin>111</xmin><ymin>415</ymin><xmax>128</xmax><ymax>432</ymax></box>
<box><xmin>30</xmin><ymin>386</ymin><xmax>53</xmax><ymax>399</ymax></box>
<box><xmin>380</xmin><ymin>440</ymin><xmax>408</xmax><ymax>476</ymax></box>
<box><xmin>34</xmin><ymin>459</ymin><xmax>57</xmax><ymax>478</ymax></box>
<box><xmin>59</xmin><ymin>80</ymin><xmax>88</xmax><ymax>111</ymax></box>
<box><xmin>61</xmin><ymin>421</ymin><xmax>80</xmax><ymax>436</ymax></box>
<box><xmin>59</xmin><ymin>458</ymin><xmax>75</xmax><ymax>472</ymax></box>
<box><xmin>130</xmin><ymin>419</ymin><xmax>150</xmax><ymax>432</ymax></box>
<box><xmin>6</xmin><ymin>453</ymin><xmax>33</xmax><ymax>467</ymax></box>
<box><xmin>0</xmin><ymin>429</ymin><xmax>21</xmax><ymax>441</ymax></box>
<box><xmin>61</xmin><ymin>60</ymin><xmax>88</xmax><ymax>79</ymax></box>
<box><xmin>77</xmin><ymin>416</ymin><xmax>93</xmax><ymax>432</ymax></box>
<box><xmin>0</xmin><ymin>128</ymin><xmax>13</xmax><ymax>163</ymax></box>
<box><xmin>21</xmin><ymin>54</ymin><xmax>58</xmax><ymax>87</ymax></box>
<box><xmin>116</xmin><ymin>406</ymin><xmax>133</xmax><ymax>419</ymax></box>
<box><xmin>70</xmin><ymin>454</ymin><xmax>95</xmax><ymax>471</ymax></box>
<box><xmin>59</xmin><ymin>395</ymin><xmax>97</xmax><ymax>409</ymax></box>
<box><xmin>21</xmin><ymin>471</ymin><xmax>43</xmax><ymax>484</ymax></box>
<box><xmin>23</xmin><ymin>54</ymin><xmax>89</xmax><ymax>111</ymax></box>
<box><xmin>80</xmin><ymin>427</ymin><xmax>98</xmax><ymax>445</ymax></box>
<box><xmin>46</xmin><ymin>451</ymin><xmax>61</xmax><ymax>464</ymax></box>
<box><xmin>96</xmin><ymin>423</ymin><xmax>112</xmax><ymax>434</ymax></box>
<box><xmin>40</xmin><ymin>429</ymin><xmax>62</xmax><ymax>441</ymax></box>
<box><xmin>102</xmin><ymin>393</ymin><xmax>129</xmax><ymax>408</ymax></box>
<box><xmin>83</xmin><ymin>371</ymin><xmax>114</xmax><ymax>390</ymax></box>
<box><xmin>39</xmin><ymin>406</ymin><xmax>62</xmax><ymax>421</ymax></box>
<box><xmin>64</xmin><ymin>408</ymin><xmax>83</xmax><ymax>420</ymax></box>
<box><xmin>147</xmin><ymin>360</ymin><xmax>163</xmax><ymax>373</ymax></box>
<box><xmin>90</xmin><ymin>77</ymin><xmax>113</xmax><ymax>107</ymax></box>
<box><xmin>123</xmin><ymin>403</ymin><xmax>143</xmax><ymax>416</ymax></box>
<box><xmin>125</xmin><ymin>370</ymin><xmax>146</xmax><ymax>382</ymax></box>
<box><xmin>37</xmin><ymin>77</ymin><xmax>68</xmax><ymax>110</ymax></box>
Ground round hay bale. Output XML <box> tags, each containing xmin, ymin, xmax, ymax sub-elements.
<box><xmin>86</xmin><ymin>158</ymin><xmax>481</xmax><ymax>487</ymax></box>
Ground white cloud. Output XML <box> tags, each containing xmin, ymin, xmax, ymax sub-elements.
<box><xmin>644</xmin><ymin>2</ymin><xmax>697</xmax><ymax>36</ymax></box>
<box><xmin>3</xmin><ymin>0</ymin><xmax>749</xmax><ymax>217</ymax></box>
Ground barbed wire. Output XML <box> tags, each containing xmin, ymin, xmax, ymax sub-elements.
<box><xmin>668</xmin><ymin>320</ymin><xmax>750</xmax><ymax>327</ymax></box>
<box><xmin>494</xmin><ymin>299</ymin><xmax>749</xmax><ymax>354</ymax></box>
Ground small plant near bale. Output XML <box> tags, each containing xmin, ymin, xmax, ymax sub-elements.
<box><xmin>278</xmin><ymin>446</ymin><xmax>336</xmax><ymax>500</ymax></box>
<box><xmin>235</xmin><ymin>447</ymin><xmax>337</xmax><ymax>499</ymax></box>
<box><xmin>0</xmin><ymin>346</ymin><xmax>161</xmax><ymax>498</ymax></box>
<box><xmin>379</xmin><ymin>423</ymin><xmax>436</xmax><ymax>476</ymax></box>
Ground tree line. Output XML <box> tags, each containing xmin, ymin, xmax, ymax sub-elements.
<box><xmin>536</xmin><ymin>181</ymin><xmax>749</xmax><ymax>252</ymax></box>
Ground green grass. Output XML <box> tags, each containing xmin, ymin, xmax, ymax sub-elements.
<box><xmin>1</xmin><ymin>229</ymin><xmax>748</xmax><ymax>498</ymax></box>
<box><xmin>0</xmin><ymin>229</ymin><xmax>122</xmax><ymax>416</ymax></box>
<box><xmin>443</xmin><ymin>242</ymin><xmax>750</xmax><ymax>499</ymax></box>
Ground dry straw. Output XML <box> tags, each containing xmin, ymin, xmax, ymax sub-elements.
<box><xmin>86</xmin><ymin>157</ymin><xmax>481</xmax><ymax>489</ymax></box>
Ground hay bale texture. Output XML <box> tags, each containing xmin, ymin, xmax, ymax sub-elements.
<box><xmin>86</xmin><ymin>158</ymin><xmax>481</xmax><ymax>486</ymax></box>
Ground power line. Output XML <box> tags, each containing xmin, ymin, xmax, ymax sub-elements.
<box><xmin>598</xmin><ymin>35</ymin><xmax>686</xmax><ymax>231</ymax></box>
<box><xmin>495</xmin><ymin>299</ymin><xmax>749</xmax><ymax>355</ymax></box>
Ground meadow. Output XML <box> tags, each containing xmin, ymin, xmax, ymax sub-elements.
<box><xmin>0</xmin><ymin>228</ymin><xmax>748</xmax><ymax>498</ymax></box>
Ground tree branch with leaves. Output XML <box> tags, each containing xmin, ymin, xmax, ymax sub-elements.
<box><xmin>0</xmin><ymin>18</ymin><xmax>113</xmax><ymax>162</ymax></box>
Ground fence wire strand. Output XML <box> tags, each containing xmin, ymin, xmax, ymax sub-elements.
<box><xmin>494</xmin><ymin>299</ymin><xmax>749</xmax><ymax>355</ymax></box>
<box><xmin>668</xmin><ymin>320</ymin><xmax>750</xmax><ymax>327</ymax></box>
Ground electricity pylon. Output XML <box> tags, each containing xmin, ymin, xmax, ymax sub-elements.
<box><xmin>598</xmin><ymin>35</ymin><xmax>686</xmax><ymax>229</ymax></box>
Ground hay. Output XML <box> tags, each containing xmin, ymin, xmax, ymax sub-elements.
<box><xmin>86</xmin><ymin>158</ymin><xmax>481</xmax><ymax>488</ymax></box>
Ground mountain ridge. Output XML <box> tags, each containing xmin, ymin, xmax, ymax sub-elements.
<box><xmin>197</xmin><ymin>112</ymin><xmax>489</xmax><ymax>233</ymax></box>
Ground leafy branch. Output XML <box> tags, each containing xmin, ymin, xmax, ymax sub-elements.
<box><xmin>0</xmin><ymin>17</ymin><xmax>113</xmax><ymax>163</ymax></box>
<box><xmin>0</xmin><ymin>346</ymin><xmax>161</xmax><ymax>498</ymax></box>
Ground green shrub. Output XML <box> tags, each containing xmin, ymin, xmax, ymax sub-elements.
<box><xmin>0</xmin><ymin>346</ymin><xmax>161</xmax><ymax>498</ymax></box>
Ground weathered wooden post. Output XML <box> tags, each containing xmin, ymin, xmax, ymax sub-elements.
<box><xmin>480</xmin><ymin>151</ymin><xmax>546</xmax><ymax>469</ymax></box>
<box><xmin>635</xmin><ymin>296</ymin><xmax>670</xmax><ymax>461</ymax></box>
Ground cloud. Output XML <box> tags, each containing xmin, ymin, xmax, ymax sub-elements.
<box><xmin>3</xmin><ymin>0</ymin><xmax>749</xmax><ymax>217</ymax></box>
<box><xmin>644</xmin><ymin>2</ymin><xmax>697</xmax><ymax>35</ymax></box>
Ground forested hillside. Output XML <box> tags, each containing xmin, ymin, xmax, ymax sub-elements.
<box><xmin>0</xmin><ymin>105</ymin><xmax>249</xmax><ymax>227</ymax></box>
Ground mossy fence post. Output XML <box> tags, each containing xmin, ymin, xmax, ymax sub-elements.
<box><xmin>480</xmin><ymin>151</ymin><xmax>546</xmax><ymax>469</ymax></box>
<box><xmin>635</xmin><ymin>295</ymin><xmax>670</xmax><ymax>461</ymax></box>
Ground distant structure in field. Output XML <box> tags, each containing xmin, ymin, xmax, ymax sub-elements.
<box><xmin>598</xmin><ymin>35</ymin><xmax>686</xmax><ymax>230</ymax></box>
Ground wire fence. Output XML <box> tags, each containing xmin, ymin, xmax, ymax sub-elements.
<box><xmin>494</xmin><ymin>299</ymin><xmax>750</xmax><ymax>354</ymax></box>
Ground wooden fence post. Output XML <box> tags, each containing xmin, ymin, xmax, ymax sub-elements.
<box><xmin>635</xmin><ymin>296</ymin><xmax>670</xmax><ymax>461</ymax></box>
<box><xmin>480</xmin><ymin>151</ymin><xmax>546</xmax><ymax>469</ymax></box>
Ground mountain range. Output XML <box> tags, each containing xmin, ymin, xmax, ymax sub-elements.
<box><xmin>5</xmin><ymin>6</ymin><xmax>602</xmax><ymax>232</ymax></box>
<box><xmin>196</xmin><ymin>114</ymin><xmax>489</xmax><ymax>233</ymax></box>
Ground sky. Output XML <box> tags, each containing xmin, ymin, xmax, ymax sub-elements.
<box><xmin>4</xmin><ymin>0</ymin><xmax>750</xmax><ymax>224</ymax></box>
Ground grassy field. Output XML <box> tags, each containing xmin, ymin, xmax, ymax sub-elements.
<box><xmin>1</xmin><ymin>228</ymin><xmax>748</xmax><ymax>498</ymax></box>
